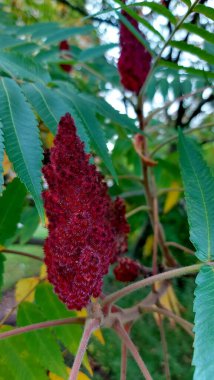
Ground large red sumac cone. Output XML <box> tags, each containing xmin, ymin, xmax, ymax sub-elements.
<box><xmin>118</xmin><ymin>2</ymin><xmax>152</xmax><ymax>94</ymax></box>
<box><xmin>42</xmin><ymin>113</ymin><xmax>129</xmax><ymax>310</ymax></box>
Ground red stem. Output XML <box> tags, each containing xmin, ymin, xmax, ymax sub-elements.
<box><xmin>69</xmin><ymin>319</ymin><xmax>100</xmax><ymax>380</ymax></box>
<box><xmin>0</xmin><ymin>317</ymin><xmax>85</xmax><ymax>340</ymax></box>
<box><xmin>114</xmin><ymin>321</ymin><xmax>153</xmax><ymax>380</ymax></box>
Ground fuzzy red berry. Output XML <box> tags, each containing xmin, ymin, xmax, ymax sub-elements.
<box><xmin>59</xmin><ymin>40</ymin><xmax>72</xmax><ymax>73</ymax></box>
<box><xmin>42</xmin><ymin>113</ymin><xmax>129</xmax><ymax>310</ymax></box>
<box><xmin>114</xmin><ymin>257</ymin><xmax>141</xmax><ymax>282</ymax></box>
<box><xmin>118</xmin><ymin>2</ymin><xmax>152</xmax><ymax>94</ymax></box>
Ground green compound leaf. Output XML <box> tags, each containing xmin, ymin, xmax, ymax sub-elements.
<box><xmin>35</xmin><ymin>283</ymin><xmax>91</xmax><ymax>374</ymax></box>
<box><xmin>17</xmin><ymin>302</ymin><xmax>67</xmax><ymax>379</ymax></box>
<box><xmin>0</xmin><ymin>326</ymin><xmax>49</xmax><ymax>380</ymax></box>
<box><xmin>0</xmin><ymin>178</ymin><xmax>26</xmax><ymax>246</ymax></box>
<box><xmin>193</xmin><ymin>266</ymin><xmax>214</xmax><ymax>378</ymax></box>
<box><xmin>0</xmin><ymin>51</ymin><xmax>50</xmax><ymax>83</ymax></box>
<box><xmin>0</xmin><ymin>77</ymin><xmax>44</xmax><ymax>221</ymax></box>
<box><xmin>194</xmin><ymin>4</ymin><xmax>214</xmax><ymax>21</ymax></box>
<box><xmin>178</xmin><ymin>131</ymin><xmax>214</xmax><ymax>262</ymax></box>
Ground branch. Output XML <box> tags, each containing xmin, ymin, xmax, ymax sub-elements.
<box><xmin>150</xmin><ymin>122</ymin><xmax>214</xmax><ymax>157</ymax></box>
<box><xmin>165</xmin><ymin>242</ymin><xmax>195</xmax><ymax>256</ymax></box>
<box><xmin>158</xmin><ymin>315</ymin><xmax>171</xmax><ymax>380</ymax></box>
<box><xmin>103</xmin><ymin>263</ymin><xmax>202</xmax><ymax>306</ymax></box>
<box><xmin>1</xmin><ymin>249</ymin><xmax>43</xmax><ymax>262</ymax></box>
<box><xmin>69</xmin><ymin>319</ymin><xmax>100</xmax><ymax>380</ymax></box>
<box><xmin>0</xmin><ymin>317</ymin><xmax>85</xmax><ymax>340</ymax></box>
<box><xmin>126</xmin><ymin>205</ymin><xmax>151</xmax><ymax>219</ymax></box>
<box><xmin>114</xmin><ymin>321</ymin><xmax>153</xmax><ymax>380</ymax></box>
<box><xmin>145</xmin><ymin>85</ymin><xmax>213</xmax><ymax>123</ymax></box>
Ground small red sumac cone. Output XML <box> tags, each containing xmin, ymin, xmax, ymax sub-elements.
<box><xmin>59</xmin><ymin>40</ymin><xmax>73</xmax><ymax>73</ymax></box>
<box><xmin>42</xmin><ymin>113</ymin><xmax>129</xmax><ymax>310</ymax></box>
<box><xmin>118</xmin><ymin>3</ymin><xmax>152</xmax><ymax>94</ymax></box>
<box><xmin>114</xmin><ymin>257</ymin><xmax>141</xmax><ymax>282</ymax></box>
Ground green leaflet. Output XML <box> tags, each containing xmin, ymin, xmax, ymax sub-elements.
<box><xmin>0</xmin><ymin>78</ymin><xmax>44</xmax><ymax>222</ymax></box>
<box><xmin>45</xmin><ymin>25</ymin><xmax>94</xmax><ymax>44</ymax></box>
<box><xmin>0</xmin><ymin>123</ymin><xmax>4</xmax><ymax>193</ymax></box>
<box><xmin>22</xmin><ymin>83</ymin><xmax>70</xmax><ymax>135</ymax></box>
<box><xmin>35</xmin><ymin>283</ymin><xmax>91</xmax><ymax>373</ymax></box>
<box><xmin>193</xmin><ymin>266</ymin><xmax>214</xmax><ymax>378</ymax></box>
<box><xmin>194</xmin><ymin>4</ymin><xmax>214</xmax><ymax>21</ymax></box>
<box><xmin>159</xmin><ymin>59</ymin><xmax>214</xmax><ymax>79</ymax></box>
<box><xmin>182</xmin><ymin>23</ymin><xmax>214</xmax><ymax>45</ymax></box>
<box><xmin>0</xmin><ymin>52</ymin><xmax>50</xmax><ymax>83</ymax></box>
<box><xmin>178</xmin><ymin>131</ymin><xmax>214</xmax><ymax>262</ymax></box>
<box><xmin>56</xmin><ymin>84</ymin><xmax>117</xmax><ymax>181</ymax></box>
<box><xmin>122</xmin><ymin>1</ymin><xmax>177</xmax><ymax>25</ymax></box>
<box><xmin>17</xmin><ymin>302</ymin><xmax>67</xmax><ymax>379</ymax></box>
<box><xmin>0</xmin><ymin>326</ymin><xmax>49</xmax><ymax>380</ymax></box>
<box><xmin>0</xmin><ymin>178</ymin><xmax>26</xmax><ymax>245</ymax></box>
<box><xmin>169</xmin><ymin>41</ymin><xmax>214</xmax><ymax>65</ymax></box>
<box><xmin>78</xmin><ymin>43</ymin><xmax>118</xmax><ymax>62</ymax></box>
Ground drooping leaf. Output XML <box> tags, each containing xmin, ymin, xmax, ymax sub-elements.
<box><xmin>178</xmin><ymin>131</ymin><xmax>214</xmax><ymax>262</ymax></box>
<box><xmin>0</xmin><ymin>51</ymin><xmax>50</xmax><ymax>83</ymax></box>
<box><xmin>193</xmin><ymin>266</ymin><xmax>214</xmax><ymax>378</ymax></box>
<box><xmin>163</xmin><ymin>182</ymin><xmax>181</xmax><ymax>214</ymax></box>
<box><xmin>15</xmin><ymin>277</ymin><xmax>40</xmax><ymax>303</ymax></box>
<box><xmin>17</xmin><ymin>302</ymin><xmax>67</xmax><ymax>379</ymax></box>
<box><xmin>0</xmin><ymin>77</ymin><xmax>44</xmax><ymax>221</ymax></box>
<box><xmin>35</xmin><ymin>283</ymin><xmax>92</xmax><ymax>375</ymax></box>
<box><xmin>0</xmin><ymin>123</ymin><xmax>4</xmax><ymax>193</ymax></box>
<box><xmin>0</xmin><ymin>326</ymin><xmax>49</xmax><ymax>380</ymax></box>
<box><xmin>0</xmin><ymin>178</ymin><xmax>26</xmax><ymax>245</ymax></box>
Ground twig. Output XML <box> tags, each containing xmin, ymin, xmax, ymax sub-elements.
<box><xmin>1</xmin><ymin>249</ymin><xmax>43</xmax><ymax>262</ymax></box>
<box><xmin>165</xmin><ymin>242</ymin><xmax>195</xmax><ymax>256</ymax></box>
<box><xmin>0</xmin><ymin>317</ymin><xmax>85</xmax><ymax>340</ymax></box>
<box><xmin>142</xmin><ymin>306</ymin><xmax>194</xmax><ymax>338</ymax></box>
<box><xmin>152</xmin><ymin>197</ymin><xmax>159</xmax><ymax>275</ymax></box>
<box><xmin>150</xmin><ymin>123</ymin><xmax>214</xmax><ymax>157</ymax></box>
<box><xmin>120</xmin><ymin>323</ymin><xmax>132</xmax><ymax>380</ymax></box>
<box><xmin>114</xmin><ymin>321</ymin><xmax>153</xmax><ymax>380</ymax></box>
<box><xmin>126</xmin><ymin>205</ymin><xmax>151</xmax><ymax>219</ymax></box>
<box><xmin>158</xmin><ymin>315</ymin><xmax>171</xmax><ymax>380</ymax></box>
<box><xmin>145</xmin><ymin>85</ymin><xmax>214</xmax><ymax>124</ymax></box>
<box><xmin>102</xmin><ymin>263</ymin><xmax>202</xmax><ymax>306</ymax></box>
<box><xmin>158</xmin><ymin>187</ymin><xmax>183</xmax><ymax>196</ymax></box>
<box><xmin>69</xmin><ymin>319</ymin><xmax>100</xmax><ymax>380</ymax></box>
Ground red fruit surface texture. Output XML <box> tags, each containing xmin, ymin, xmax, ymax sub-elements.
<box><xmin>114</xmin><ymin>257</ymin><xmax>141</xmax><ymax>282</ymax></box>
<box><xmin>118</xmin><ymin>5</ymin><xmax>152</xmax><ymax>94</ymax></box>
<box><xmin>43</xmin><ymin>113</ymin><xmax>129</xmax><ymax>310</ymax></box>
